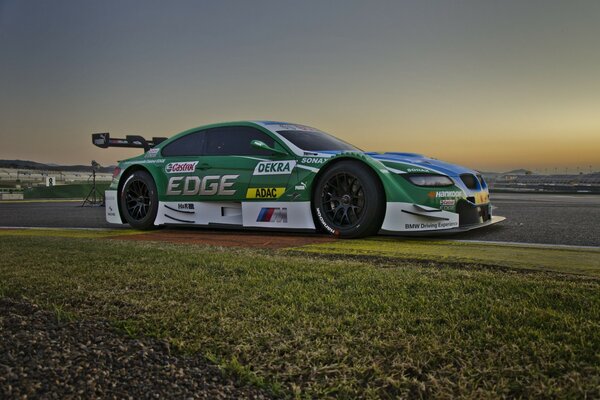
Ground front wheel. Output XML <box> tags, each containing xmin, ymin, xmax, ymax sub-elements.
<box><xmin>312</xmin><ymin>161</ymin><xmax>385</xmax><ymax>238</ymax></box>
<box><xmin>119</xmin><ymin>170</ymin><xmax>158</xmax><ymax>230</ymax></box>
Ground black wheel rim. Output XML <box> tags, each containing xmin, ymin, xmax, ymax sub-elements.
<box><xmin>320</xmin><ymin>172</ymin><xmax>365</xmax><ymax>228</ymax></box>
<box><xmin>125</xmin><ymin>179</ymin><xmax>151</xmax><ymax>221</ymax></box>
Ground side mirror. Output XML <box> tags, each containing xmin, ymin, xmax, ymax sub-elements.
<box><xmin>251</xmin><ymin>140</ymin><xmax>288</xmax><ymax>156</ymax></box>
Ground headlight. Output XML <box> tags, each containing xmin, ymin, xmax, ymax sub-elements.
<box><xmin>404</xmin><ymin>174</ymin><xmax>454</xmax><ymax>187</ymax></box>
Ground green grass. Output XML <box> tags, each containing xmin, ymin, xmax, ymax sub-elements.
<box><xmin>0</xmin><ymin>235</ymin><xmax>598</xmax><ymax>398</ymax></box>
<box><xmin>293</xmin><ymin>238</ymin><xmax>600</xmax><ymax>277</ymax></box>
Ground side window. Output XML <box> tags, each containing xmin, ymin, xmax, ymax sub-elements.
<box><xmin>161</xmin><ymin>131</ymin><xmax>205</xmax><ymax>156</ymax></box>
<box><xmin>204</xmin><ymin>126</ymin><xmax>277</xmax><ymax>156</ymax></box>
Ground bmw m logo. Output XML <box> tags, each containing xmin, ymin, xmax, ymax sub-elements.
<box><xmin>256</xmin><ymin>207</ymin><xmax>288</xmax><ymax>223</ymax></box>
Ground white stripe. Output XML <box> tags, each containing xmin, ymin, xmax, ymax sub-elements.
<box><xmin>0</xmin><ymin>226</ymin><xmax>123</xmax><ymax>231</ymax></box>
<box><xmin>451</xmin><ymin>240</ymin><xmax>600</xmax><ymax>252</ymax></box>
<box><xmin>296</xmin><ymin>165</ymin><xmax>319</xmax><ymax>173</ymax></box>
<box><xmin>377</xmin><ymin>158</ymin><xmax>438</xmax><ymax>173</ymax></box>
<box><xmin>235</xmin><ymin>156</ymin><xmax>269</xmax><ymax>162</ymax></box>
<box><xmin>385</xmin><ymin>166</ymin><xmax>405</xmax><ymax>174</ymax></box>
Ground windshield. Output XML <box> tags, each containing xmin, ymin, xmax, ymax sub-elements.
<box><xmin>277</xmin><ymin>130</ymin><xmax>359</xmax><ymax>152</ymax></box>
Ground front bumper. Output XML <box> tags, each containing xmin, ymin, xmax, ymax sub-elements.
<box><xmin>456</xmin><ymin>199</ymin><xmax>492</xmax><ymax>226</ymax></box>
<box><xmin>379</xmin><ymin>201</ymin><xmax>504</xmax><ymax>235</ymax></box>
<box><xmin>380</xmin><ymin>215</ymin><xmax>505</xmax><ymax>236</ymax></box>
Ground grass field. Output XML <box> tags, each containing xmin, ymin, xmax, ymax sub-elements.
<box><xmin>293</xmin><ymin>238</ymin><xmax>600</xmax><ymax>277</ymax></box>
<box><xmin>0</xmin><ymin>234</ymin><xmax>598</xmax><ymax>398</ymax></box>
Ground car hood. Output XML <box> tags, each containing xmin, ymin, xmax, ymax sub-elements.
<box><xmin>318</xmin><ymin>151</ymin><xmax>478</xmax><ymax>177</ymax></box>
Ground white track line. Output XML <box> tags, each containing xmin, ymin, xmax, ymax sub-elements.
<box><xmin>1</xmin><ymin>226</ymin><xmax>598</xmax><ymax>251</ymax></box>
<box><xmin>0</xmin><ymin>226</ymin><xmax>121</xmax><ymax>231</ymax></box>
<box><xmin>452</xmin><ymin>239</ymin><xmax>600</xmax><ymax>251</ymax></box>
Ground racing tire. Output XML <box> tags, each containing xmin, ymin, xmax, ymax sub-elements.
<box><xmin>312</xmin><ymin>160</ymin><xmax>385</xmax><ymax>238</ymax></box>
<box><xmin>119</xmin><ymin>170</ymin><xmax>158</xmax><ymax>230</ymax></box>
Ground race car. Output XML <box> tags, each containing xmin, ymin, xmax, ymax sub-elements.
<box><xmin>92</xmin><ymin>121</ymin><xmax>504</xmax><ymax>238</ymax></box>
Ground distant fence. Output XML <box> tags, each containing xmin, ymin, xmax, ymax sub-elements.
<box><xmin>0</xmin><ymin>168</ymin><xmax>113</xmax><ymax>184</ymax></box>
<box><xmin>0</xmin><ymin>193</ymin><xmax>24</xmax><ymax>200</ymax></box>
<box><xmin>24</xmin><ymin>183</ymin><xmax>110</xmax><ymax>199</ymax></box>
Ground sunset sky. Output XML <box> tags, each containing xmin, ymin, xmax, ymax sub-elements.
<box><xmin>1</xmin><ymin>0</ymin><xmax>599</xmax><ymax>172</ymax></box>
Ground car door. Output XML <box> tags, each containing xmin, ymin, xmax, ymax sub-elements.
<box><xmin>160</xmin><ymin>129</ymin><xmax>207</xmax><ymax>202</ymax></box>
<box><xmin>199</xmin><ymin>125</ymin><xmax>295</xmax><ymax>202</ymax></box>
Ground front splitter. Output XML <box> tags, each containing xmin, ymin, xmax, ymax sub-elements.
<box><xmin>379</xmin><ymin>215</ymin><xmax>506</xmax><ymax>236</ymax></box>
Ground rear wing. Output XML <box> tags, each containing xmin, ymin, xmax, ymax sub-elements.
<box><xmin>92</xmin><ymin>132</ymin><xmax>167</xmax><ymax>152</ymax></box>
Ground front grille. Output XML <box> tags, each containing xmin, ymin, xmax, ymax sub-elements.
<box><xmin>456</xmin><ymin>200</ymin><xmax>491</xmax><ymax>226</ymax></box>
<box><xmin>460</xmin><ymin>174</ymin><xmax>479</xmax><ymax>189</ymax></box>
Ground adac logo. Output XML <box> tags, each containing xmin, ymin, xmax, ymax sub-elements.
<box><xmin>256</xmin><ymin>207</ymin><xmax>288</xmax><ymax>223</ymax></box>
<box><xmin>165</xmin><ymin>161</ymin><xmax>198</xmax><ymax>174</ymax></box>
<box><xmin>253</xmin><ymin>160</ymin><xmax>296</xmax><ymax>176</ymax></box>
<box><xmin>246</xmin><ymin>187</ymin><xmax>285</xmax><ymax>199</ymax></box>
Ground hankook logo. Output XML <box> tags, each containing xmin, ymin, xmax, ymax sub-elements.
<box><xmin>427</xmin><ymin>190</ymin><xmax>463</xmax><ymax>199</ymax></box>
<box><xmin>435</xmin><ymin>191</ymin><xmax>463</xmax><ymax>198</ymax></box>
<box><xmin>316</xmin><ymin>207</ymin><xmax>336</xmax><ymax>235</ymax></box>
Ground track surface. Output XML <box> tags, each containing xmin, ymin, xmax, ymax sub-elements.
<box><xmin>1</xmin><ymin>193</ymin><xmax>599</xmax><ymax>247</ymax></box>
<box><xmin>451</xmin><ymin>193</ymin><xmax>600</xmax><ymax>247</ymax></box>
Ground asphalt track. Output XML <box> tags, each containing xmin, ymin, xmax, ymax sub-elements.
<box><xmin>0</xmin><ymin>193</ymin><xmax>599</xmax><ymax>247</ymax></box>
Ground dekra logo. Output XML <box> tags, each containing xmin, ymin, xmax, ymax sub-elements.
<box><xmin>253</xmin><ymin>161</ymin><xmax>296</xmax><ymax>175</ymax></box>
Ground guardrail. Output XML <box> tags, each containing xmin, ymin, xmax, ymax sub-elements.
<box><xmin>0</xmin><ymin>193</ymin><xmax>24</xmax><ymax>200</ymax></box>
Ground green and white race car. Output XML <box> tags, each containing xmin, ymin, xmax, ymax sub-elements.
<box><xmin>93</xmin><ymin>121</ymin><xmax>504</xmax><ymax>238</ymax></box>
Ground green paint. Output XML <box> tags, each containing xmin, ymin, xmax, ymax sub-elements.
<box><xmin>112</xmin><ymin>121</ymin><xmax>478</xmax><ymax>207</ymax></box>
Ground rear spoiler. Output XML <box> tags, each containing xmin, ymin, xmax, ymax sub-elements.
<box><xmin>92</xmin><ymin>132</ymin><xmax>167</xmax><ymax>152</ymax></box>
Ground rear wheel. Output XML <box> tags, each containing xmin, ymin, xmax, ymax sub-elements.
<box><xmin>119</xmin><ymin>170</ymin><xmax>158</xmax><ymax>230</ymax></box>
<box><xmin>312</xmin><ymin>161</ymin><xmax>385</xmax><ymax>238</ymax></box>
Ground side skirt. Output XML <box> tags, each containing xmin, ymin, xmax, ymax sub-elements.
<box><xmin>153</xmin><ymin>200</ymin><xmax>316</xmax><ymax>230</ymax></box>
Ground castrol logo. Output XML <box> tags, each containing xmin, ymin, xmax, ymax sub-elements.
<box><xmin>165</xmin><ymin>162</ymin><xmax>198</xmax><ymax>174</ymax></box>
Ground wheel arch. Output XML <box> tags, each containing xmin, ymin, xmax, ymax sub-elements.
<box><xmin>310</xmin><ymin>154</ymin><xmax>390</xmax><ymax>235</ymax></box>
<box><xmin>116</xmin><ymin>164</ymin><xmax>153</xmax><ymax>223</ymax></box>
<box><xmin>311</xmin><ymin>154</ymin><xmax>389</xmax><ymax>206</ymax></box>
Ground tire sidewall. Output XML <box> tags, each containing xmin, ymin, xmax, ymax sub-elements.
<box><xmin>312</xmin><ymin>161</ymin><xmax>384</xmax><ymax>238</ymax></box>
<box><xmin>119</xmin><ymin>170</ymin><xmax>158</xmax><ymax>230</ymax></box>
